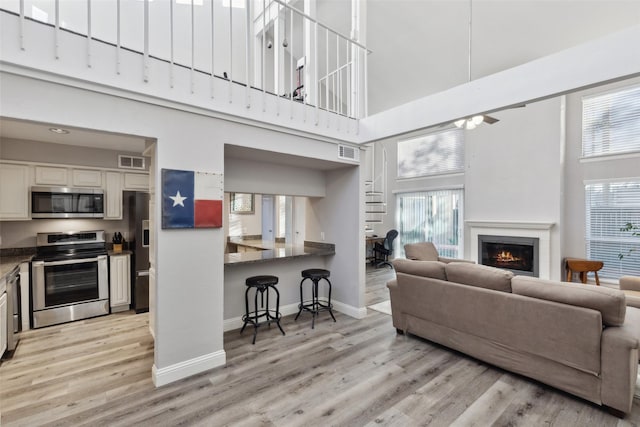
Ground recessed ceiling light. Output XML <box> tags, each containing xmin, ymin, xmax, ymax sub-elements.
<box><xmin>49</xmin><ymin>127</ymin><xmax>70</xmax><ymax>134</ymax></box>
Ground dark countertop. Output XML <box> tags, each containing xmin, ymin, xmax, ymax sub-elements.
<box><xmin>224</xmin><ymin>240</ymin><xmax>335</xmax><ymax>267</ymax></box>
<box><xmin>0</xmin><ymin>254</ymin><xmax>34</xmax><ymax>280</ymax></box>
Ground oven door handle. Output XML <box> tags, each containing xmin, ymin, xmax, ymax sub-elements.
<box><xmin>39</xmin><ymin>256</ymin><xmax>105</xmax><ymax>267</ymax></box>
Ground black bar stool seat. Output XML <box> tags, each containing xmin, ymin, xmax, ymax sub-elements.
<box><xmin>241</xmin><ymin>275</ymin><xmax>285</xmax><ymax>344</ymax></box>
<box><xmin>295</xmin><ymin>268</ymin><xmax>336</xmax><ymax>329</ymax></box>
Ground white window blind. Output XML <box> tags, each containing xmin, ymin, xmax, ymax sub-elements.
<box><xmin>396</xmin><ymin>189</ymin><xmax>463</xmax><ymax>259</ymax></box>
<box><xmin>582</xmin><ymin>85</ymin><xmax>640</xmax><ymax>157</ymax></box>
<box><xmin>585</xmin><ymin>181</ymin><xmax>640</xmax><ymax>279</ymax></box>
<box><xmin>397</xmin><ymin>129</ymin><xmax>464</xmax><ymax>179</ymax></box>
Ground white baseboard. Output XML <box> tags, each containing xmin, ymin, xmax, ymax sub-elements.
<box><xmin>223</xmin><ymin>300</ymin><xmax>367</xmax><ymax>331</ymax></box>
<box><xmin>332</xmin><ymin>300</ymin><xmax>368</xmax><ymax>319</ymax></box>
<box><xmin>152</xmin><ymin>350</ymin><xmax>226</xmax><ymax>387</ymax></box>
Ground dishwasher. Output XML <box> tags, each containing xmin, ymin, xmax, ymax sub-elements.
<box><xmin>6</xmin><ymin>267</ymin><xmax>20</xmax><ymax>353</ymax></box>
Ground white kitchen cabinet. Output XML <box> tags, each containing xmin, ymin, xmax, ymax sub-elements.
<box><xmin>72</xmin><ymin>169</ymin><xmax>103</xmax><ymax>187</ymax></box>
<box><xmin>110</xmin><ymin>253</ymin><xmax>131</xmax><ymax>312</ymax></box>
<box><xmin>123</xmin><ymin>173</ymin><xmax>149</xmax><ymax>190</ymax></box>
<box><xmin>0</xmin><ymin>292</ymin><xmax>7</xmax><ymax>358</ymax></box>
<box><xmin>35</xmin><ymin>166</ymin><xmax>68</xmax><ymax>186</ymax></box>
<box><xmin>0</xmin><ymin>163</ymin><xmax>30</xmax><ymax>220</ymax></box>
<box><xmin>104</xmin><ymin>172</ymin><xmax>122</xmax><ymax>220</ymax></box>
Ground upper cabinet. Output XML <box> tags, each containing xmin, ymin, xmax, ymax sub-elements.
<box><xmin>0</xmin><ymin>163</ymin><xmax>30</xmax><ymax>220</ymax></box>
<box><xmin>34</xmin><ymin>166</ymin><xmax>67</xmax><ymax>186</ymax></box>
<box><xmin>72</xmin><ymin>169</ymin><xmax>103</xmax><ymax>187</ymax></box>
<box><xmin>0</xmin><ymin>161</ymin><xmax>148</xmax><ymax>221</ymax></box>
<box><xmin>123</xmin><ymin>173</ymin><xmax>149</xmax><ymax>190</ymax></box>
<box><xmin>104</xmin><ymin>172</ymin><xmax>122</xmax><ymax>220</ymax></box>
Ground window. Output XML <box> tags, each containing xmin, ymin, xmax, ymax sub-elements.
<box><xmin>397</xmin><ymin>129</ymin><xmax>464</xmax><ymax>179</ymax></box>
<box><xmin>585</xmin><ymin>181</ymin><xmax>640</xmax><ymax>279</ymax></box>
<box><xmin>230</xmin><ymin>193</ymin><xmax>254</xmax><ymax>214</ymax></box>
<box><xmin>582</xmin><ymin>85</ymin><xmax>640</xmax><ymax>158</ymax></box>
<box><xmin>396</xmin><ymin>189</ymin><xmax>463</xmax><ymax>258</ymax></box>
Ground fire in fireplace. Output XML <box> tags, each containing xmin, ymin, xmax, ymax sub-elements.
<box><xmin>479</xmin><ymin>235</ymin><xmax>539</xmax><ymax>277</ymax></box>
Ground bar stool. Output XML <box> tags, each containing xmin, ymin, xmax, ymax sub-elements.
<box><xmin>241</xmin><ymin>275</ymin><xmax>285</xmax><ymax>344</ymax></box>
<box><xmin>295</xmin><ymin>268</ymin><xmax>336</xmax><ymax>329</ymax></box>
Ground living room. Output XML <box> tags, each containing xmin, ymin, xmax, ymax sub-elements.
<box><xmin>1</xmin><ymin>0</ymin><xmax>640</xmax><ymax>424</ymax></box>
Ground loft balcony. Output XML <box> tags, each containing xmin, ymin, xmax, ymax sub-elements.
<box><xmin>0</xmin><ymin>0</ymin><xmax>369</xmax><ymax>143</ymax></box>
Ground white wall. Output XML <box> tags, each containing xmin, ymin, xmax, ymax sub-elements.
<box><xmin>0</xmin><ymin>70</ymin><xmax>361</xmax><ymax>384</ymax></box>
<box><xmin>366</xmin><ymin>0</ymin><xmax>640</xmax><ymax>115</ymax></box>
<box><xmin>309</xmin><ymin>165</ymin><xmax>365</xmax><ymax>315</ymax></box>
<box><xmin>224</xmin><ymin>156</ymin><xmax>326</xmax><ymax>196</ymax></box>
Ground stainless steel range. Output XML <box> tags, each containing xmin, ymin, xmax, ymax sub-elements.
<box><xmin>31</xmin><ymin>230</ymin><xmax>109</xmax><ymax>328</ymax></box>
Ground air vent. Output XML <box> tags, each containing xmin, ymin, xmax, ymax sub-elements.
<box><xmin>338</xmin><ymin>145</ymin><xmax>359</xmax><ymax>161</ymax></box>
<box><xmin>118</xmin><ymin>155</ymin><xmax>146</xmax><ymax>170</ymax></box>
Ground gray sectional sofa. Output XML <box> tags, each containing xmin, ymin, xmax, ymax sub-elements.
<box><xmin>387</xmin><ymin>259</ymin><xmax>640</xmax><ymax>415</ymax></box>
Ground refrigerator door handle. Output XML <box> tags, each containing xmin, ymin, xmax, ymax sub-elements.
<box><xmin>137</xmin><ymin>271</ymin><xmax>150</xmax><ymax>277</ymax></box>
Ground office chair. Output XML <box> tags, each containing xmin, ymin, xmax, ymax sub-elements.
<box><xmin>373</xmin><ymin>229</ymin><xmax>398</xmax><ymax>268</ymax></box>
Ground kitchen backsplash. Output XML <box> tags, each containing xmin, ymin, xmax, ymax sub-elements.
<box><xmin>0</xmin><ymin>218</ymin><xmax>129</xmax><ymax>249</ymax></box>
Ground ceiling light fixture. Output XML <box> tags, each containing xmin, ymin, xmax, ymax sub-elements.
<box><xmin>454</xmin><ymin>0</ymin><xmax>499</xmax><ymax>130</ymax></box>
<box><xmin>454</xmin><ymin>115</ymin><xmax>484</xmax><ymax>130</ymax></box>
<box><xmin>49</xmin><ymin>127</ymin><xmax>70</xmax><ymax>134</ymax></box>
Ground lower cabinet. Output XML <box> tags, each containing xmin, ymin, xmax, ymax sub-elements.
<box><xmin>110</xmin><ymin>254</ymin><xmax>131</xmax><ymax>312</ymax></box>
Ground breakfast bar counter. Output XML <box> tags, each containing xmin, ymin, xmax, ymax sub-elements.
<box><xmin>223</xmin><ymin>240</ymin><xmax>336</xmax><ymax>330</ymax></box>
<box><xmin>224</xmin><ymin>240</ymin><xmax>335</xmax><ymax>267</ymax></box>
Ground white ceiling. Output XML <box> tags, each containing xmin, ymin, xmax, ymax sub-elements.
<box><xmin>0</xmin><ymin>118</ymin><xmax>148</xmax><ymax>153</ymax></box>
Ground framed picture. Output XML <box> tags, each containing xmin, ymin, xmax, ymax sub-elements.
<box><xmin>230</xmin><ymin>193</ymin><xmax>254</xmax><ymax>214</ymax></box>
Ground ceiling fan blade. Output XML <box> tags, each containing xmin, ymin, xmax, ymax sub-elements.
<box><xmin>483</xmin><ymin>115</ymin><xmax>499</xmax><ymax>125</ymax></box>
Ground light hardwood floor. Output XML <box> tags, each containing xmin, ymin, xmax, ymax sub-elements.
<box><xmin>2</xmin><ymin>266</ymin><xmax>640</xmax><ymax>426</ymax></box>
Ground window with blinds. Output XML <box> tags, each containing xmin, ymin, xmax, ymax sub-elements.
<box><xmin>396</xmin><ymin>189</ymin><xmax>463</xmax><ymax>259</ymax></box>
<box><xmin>397</xmin><ymin>129</ymin><xmax>464</xmax><ymax>178</ymax></box>
<box><xmin>582</xmin><ymin>84</ymin><xmax>640</xmax><ymax>157</ymax></box>
<box><xmin>585</xmin><ymin>181</ymin><xmax>640</xmax><ymax>279</ymax></box>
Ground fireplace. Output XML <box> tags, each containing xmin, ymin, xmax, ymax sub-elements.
<box><xmin>479</xmin><ymin>235</ymin><xmax>539</xmax><ymax>277</ymax></box>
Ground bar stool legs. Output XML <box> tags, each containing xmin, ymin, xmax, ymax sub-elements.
<box><xmin>295</xmin><ymin>269</ymin><xmax>336</xmax><ymax>329</ymax></box>
<box><xmin>241</xmin><ymin>275</ymin><xmax>285</xmax><ymax>344</ymax></box>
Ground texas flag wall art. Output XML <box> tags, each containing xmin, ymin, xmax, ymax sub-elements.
<box><xmin>161</xmin><ymin>169</ymin><xmax>224</xmax><ymax>229</ymax></box>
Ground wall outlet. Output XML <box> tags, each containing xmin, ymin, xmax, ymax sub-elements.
<box><xmin>320</xmin><ymin>231</ymin><xmax>325</xmax><ymax>241</ymax></box>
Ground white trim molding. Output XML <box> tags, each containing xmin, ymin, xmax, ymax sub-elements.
<box><xmin>332</xmin><ymin>300</ymin><xmax>368</xmax><ymax>319</ymax></box>
<box><xmin>466</xmin><ymin>221</ymin><xmax>555</xmax><ymax>280</ymax></box>
<box><xmin>152</xmin><ymin>350</ymin><xmax>226</xmax><ymax>387</ymax></box>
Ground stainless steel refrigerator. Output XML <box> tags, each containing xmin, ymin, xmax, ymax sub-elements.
<box><xmin>126</xmin><ymin>191</ymin><xmax>150</xmax><ymax>313</ymax></box>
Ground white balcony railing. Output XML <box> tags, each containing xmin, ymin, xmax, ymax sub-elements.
<box><xmin>1</xmin><ymin>0</ymin><xmax>369</xmax><ymax>124</ymax></box>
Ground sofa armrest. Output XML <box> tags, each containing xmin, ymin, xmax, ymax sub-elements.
<box><xmin>386</xmin><ymin>279</ymin><xmax>405</xmax><ymax>332</ymax></box>
<box><xmin>600</xmin><ymin>326</ymin><xmax>639</xmax><ymax>414</ymax></box>
<box><xmin>438</xmin><ymin>256</ymin><xmax>475</xmax><ymax>264</ymax></box>
<box><xmin>620</xmin><ymin>276</ymin><xmax>640</xmax><ymax>292</ymax></box>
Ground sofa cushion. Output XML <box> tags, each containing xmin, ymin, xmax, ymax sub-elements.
<box><xmin>392</xmin><ymin>259</ymin><xmax>447</xmax><ymax>281</ymax></box>
<box><xmin>512</xmin><ymin>276</ymin><xmax>626</xmax><ymax>326</ymax></box>
<box><xmin>444</xmin><ymin>262</ymin><xmax>513</xmax><ymax>292</ymax></box>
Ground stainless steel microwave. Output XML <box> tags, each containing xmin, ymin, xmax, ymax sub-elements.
<box><xmin>31</xmin><ymin>186</ymin><xmax>104</xmax><ymax>219</ymax></box>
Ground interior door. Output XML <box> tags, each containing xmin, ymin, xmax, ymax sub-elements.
<box><xmin>262</xmin><ymin>195</ymin><xmax>275</xmax><ymax>242</ymax></box>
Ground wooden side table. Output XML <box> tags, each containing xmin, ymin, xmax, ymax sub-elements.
<box><xmin>565</xmin><ymin>258</ymin><xmax>604</xmax><ymax>286</ymax></box>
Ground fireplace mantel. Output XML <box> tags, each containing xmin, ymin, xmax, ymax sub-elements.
<box><xmin>466</xmin><ymin>221</ymin><xmax>556</xmax><ymax>279</ymax></box>
<box><xmin>466</xmin><ymin>221</ymin><xmax>555</xmax><ymax>230</ymax></box>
